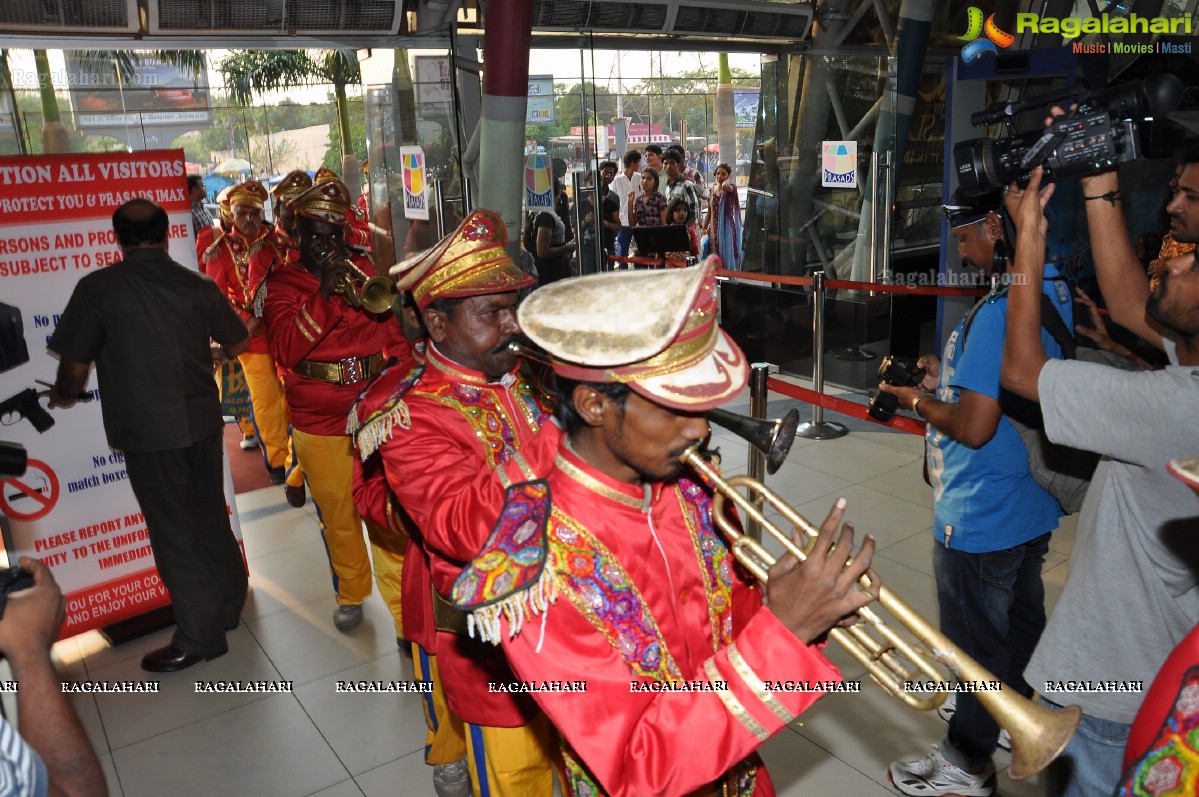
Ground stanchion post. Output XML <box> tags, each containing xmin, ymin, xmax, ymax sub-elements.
<box><xmin>797</xmin><ymin>271</ymin><xmax>848</xmax><ymax>440</ymax></box>
<box><xmin>433</xmin><ymin>178</ymin><xmax>448</xmax><ymax>239</ymax></box>
<box><xmin>746</xmin><ymin>362</ymin><xmax>770</xmax><ymax>542</ymax></box>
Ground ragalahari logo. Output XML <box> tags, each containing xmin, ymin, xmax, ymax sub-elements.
<box><xmin>960</xmin><ymin>7</ymin><xmax>1016</xmax><ymax>63</ymax></box>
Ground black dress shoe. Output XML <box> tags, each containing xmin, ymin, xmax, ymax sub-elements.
<box><xmin>140</xmin><ymin>644</ymin><xmax>226</xmax><ymax>673</ymax></box>
<box><xmin>267</xmin><ymin>466</ymin><xmax>286</xmax><ymax>485</ymax></box>
<box><xmin>284</xmin><ymin>483</ymin><xmax>306</xmax><ymax>508</ymax></box>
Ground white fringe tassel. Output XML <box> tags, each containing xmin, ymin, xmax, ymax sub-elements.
<box><xmin>467</xmin><ymin>567</ymin><xmax>558</xmax><ymax>646</ymax></box>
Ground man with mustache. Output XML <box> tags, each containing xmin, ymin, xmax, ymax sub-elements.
<box><xmin>449</xmin><ymin>262</ymin><xmax>878</xmax><ymax>796</ymax></box>
<box><xmin>349</xmin><ymin>210</ymin><xmax>561</xmax><ymax>797</ymax></box>
<box><xmin>260</xmin><ymin>178</ymin><xmax>412</xmax><ymax>637</ymax></box>
<box><xmin>1002</xmin><ymin>165</ymin><xmax>1199</xmax><ymax>797</ymax></box>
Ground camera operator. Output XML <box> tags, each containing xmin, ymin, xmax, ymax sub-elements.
<box><xmin>1003</xmin><ymin>161</ymin><xmax>1199</xmax><ymax>797</ymax></box>
<box><xmin>884</xmin><ymin>191</ymin><xmax>1072</xmax><ymax>797</ymax></box>
<box><xmin>0</xmin><ymin>557</ymin><xmax>107</xmax><ymax>796</ymax></box>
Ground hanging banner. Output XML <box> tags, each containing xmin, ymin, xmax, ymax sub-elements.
<box><xmin>400</xmin><ymin>146</ymin><xmax>430</xmax><ymax>221</ymax></box>
<box><xmin>527</xmin><ymin>75</ymin><xmax>555</xmax><ymax>125</ymax></box>
<box><xmin>524</xmin><ymin>152</ymin><xmax>554</xmax><ymax>210</ymax></box>
<box><xmin>0</xmin><ymin>149</ymin><xmax>244</xmax><ymax>638</ymax></box>
<box><xmin>821</xmin><ymin>141</ymin><xmax>858</xmax><ymax>188</ymax></box>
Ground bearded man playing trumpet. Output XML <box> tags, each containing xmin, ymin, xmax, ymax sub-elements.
<box><xmin>260</xmin><ymin>178</ymin><xmax>412</xmax><ymax>636</ymax></box>
<box><xmin>449</xmin><ymin>261</ymin><xmax>879</xmax><ymax>796</ymax></box>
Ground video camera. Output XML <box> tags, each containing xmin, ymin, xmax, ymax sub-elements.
<box><xmin>868</xmin><ymin>356</ymin><xmax>927</xmax><ymax>423</ymax></box>
<box><xmin>953</xmin><ymin>73</ymin><xmax>1183</xmax><ymax>197</ymax></box>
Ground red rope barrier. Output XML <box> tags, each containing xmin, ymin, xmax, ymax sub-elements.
<box><xmin>766</xmin><ymin>377</ymin><xmax>927</xmax><ymax>437</ymax></box>
<box><xmin>715</xmin><ymin>269</ymin><xmax>988</xmax><ymax>298</ymax></box>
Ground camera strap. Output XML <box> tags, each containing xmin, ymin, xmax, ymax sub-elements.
<box><xmin>960</xmin><ymin>278</ymin><xmax>1076</xmax><ymax>360</ymax></box>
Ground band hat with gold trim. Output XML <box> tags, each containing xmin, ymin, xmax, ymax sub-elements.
<box><xmin>314</xmin><ymin>166</ymin><xmax>340</xmax><ymax>183</ymax></box>
<box><xmin>291</xmin><ymin>179</ymin><xmax>351</xmax><ymax>226</ymax></box>
<box><xmin>216</xmin><ymin>185</ymin><xmax>234</xmax><ymax>223</ymax></box>
<box><xmin>271</xmin><ymin>170</ymin><xmax>313</xmax><ymax>203</ymax></box>
<box><xmin>227</xmin><ymin>180</ymin><xmax>268</xmax><ymax>209</ymax></box>
<box><xmin>518</xmin><ymin>258</ymin><xmax>748</xmax><ymax>411</ymax></box>
<box><xmin>390</xmin><ymin>209</ymin><xmax>534</xmax><ymax>310</ymax></box>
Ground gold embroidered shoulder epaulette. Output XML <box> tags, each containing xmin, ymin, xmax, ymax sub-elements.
<box><xmin>346</xmin><ymin>362</ymin><xmax>426</xmax><ymax>459</ymax></box>
<box><xmin>201</xmin><ymin>231</ymin><xmax>226</xmax><ymax>265</ymax></box>
<box><xmin>451</xmin><ymin>480</ymin><xmax>555</xmax><ymax>645</ymax></box>
<box><xmin>247</xmin><ymin>235</ymin><xmax>272</xmax><ymax>258</ymax></box>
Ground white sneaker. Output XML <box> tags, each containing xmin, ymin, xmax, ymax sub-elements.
<box><xmin>239</xmin><ymin>434</ymin><xmax>258</xmax><ymax>450</ymax></box>
<box><xmin>936</xmin><ymin>692</ymin><xmax>956</xmax><ymax>722</ymax></box>
<box><xmin>888</xmin><ymin>748</ymin><xmax>996</xmax><ymax>796</ymax></box>
<box><xmin>936</xmin><ymin>693</ymin><xmax>1011</xmax><ymax>751</ymax></box>
<box><xmin>432</xmin><ymin>757</ymin><xmax>471</xmax><ymax>797</ymax></box>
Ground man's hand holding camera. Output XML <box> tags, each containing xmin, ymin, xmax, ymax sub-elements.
<box><xmin>0</xmin><ymin>557</ymin><xmax>108</xmax><ymax>797</ymax></box>
<box><xmin>0</xmin><ymin>558</ymin><xmax>63</xmax><ymax>664</ymax></box>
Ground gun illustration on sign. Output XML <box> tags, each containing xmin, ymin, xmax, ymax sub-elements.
<box><xmin>0</xmin><ymin>381</ymin><xmax>94</xmax><ymax>433</ymax></box>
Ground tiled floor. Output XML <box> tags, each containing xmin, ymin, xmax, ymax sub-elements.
<box><xmin>38</xmin><ymin>382</ymin><xmax>1076</xmax><ymax>797</ymax></box>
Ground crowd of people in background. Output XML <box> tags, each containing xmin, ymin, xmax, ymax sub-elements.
<box><xmin>522</xmin><ymin>141</ymin><xmax>745</xmax><ymax>274</ymax></box>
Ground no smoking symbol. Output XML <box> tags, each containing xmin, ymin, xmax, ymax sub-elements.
<box><xmin>0</xmin><ymin>459</ymin><xmax>60</xmax><ymax>521</ymax></box>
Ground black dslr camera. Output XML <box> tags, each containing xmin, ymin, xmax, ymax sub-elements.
<box><xmin>953</xmin><ymin>73</ymin><xmax>1182</xmax><ymax>197</ymax></box>
<box><xmin>868</xmin><ymin>356</ymin><xmax>926</xmax><ymax>423</ymax></box>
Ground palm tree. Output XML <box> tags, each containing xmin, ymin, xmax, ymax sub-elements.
<box><xmin>219</xmin><ymin>49</ymin><xmax>360</xmax><ymax>159</ymax></box>
<box><xmin>33</xmin><ymin>50</ymin><xmax>71</xmax><ymax>153</ymax></box>
<box><xmin>715</xmin><ymin>54</ymin><xmax>735</xmax><ymax>167</ymax></box>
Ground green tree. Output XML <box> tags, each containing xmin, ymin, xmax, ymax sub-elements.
<box><xmin>321</xmin><ymin>97</ymin><xmax>366</xmax><ymax>171</ymax></box>
<box><xmin>219</xmin><ymin>50</ymin><xmax>361</xmax><ymax>158</ymax></box>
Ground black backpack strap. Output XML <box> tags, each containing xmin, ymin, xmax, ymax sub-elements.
<box><xmin>1038</xmin><ymin>289</ymin><xmax>1076</xmax><ymax>360</ymax></box>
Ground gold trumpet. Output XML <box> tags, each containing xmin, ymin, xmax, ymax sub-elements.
<box><xmin>333</xmin><ymin>258</ymin><xmax>398</xmax><ymax>313</ymax></box>
<box><xmin>686</xmin><ymin>415</ymin><xmax>1081</xmax><ymax>780</ymax></box>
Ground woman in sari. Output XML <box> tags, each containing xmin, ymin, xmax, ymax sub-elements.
<box><xmin>707</xmin><ymin>162</ymin><xmax>743</xmax><ymax>270</ymax></box>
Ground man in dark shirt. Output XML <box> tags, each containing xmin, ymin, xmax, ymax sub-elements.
<box><xmin>49</xmin><ymin>198</ymin><xmax>250</xmax><ymax>673</ymax></box>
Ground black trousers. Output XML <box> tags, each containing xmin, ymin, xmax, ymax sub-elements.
<box><xmin>124</xmin><ymin>432</ymin><xmax>247</xmax><ymax>656</ymax></box>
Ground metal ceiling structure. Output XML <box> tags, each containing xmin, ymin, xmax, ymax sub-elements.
<box><xmin>0</xmin><ymin>0</ymin><xmax>818</xmax><ymax>52</ymax></box>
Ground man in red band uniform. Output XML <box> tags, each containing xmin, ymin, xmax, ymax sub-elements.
<box><xmin>248</xmin><ymin>170</ymin><xmax>312</xmax><ymax>297</ymax></box>
<box><xmin>203</xmin><ymin>182</ymin><xmax>268</xmax><ymax>453</ymax></box>
<box><xmin>203</xmin><ymin>181</ymin><xmax>302</xmax><ymax>494</ymax></box>
<box><xmin>349</xmin><ymin>210</ymin><xmax>561</xmax><ymax>797</ymax></box>
<box><xmin>451</xmin><ymin>262</ymin><xmax>880</xmax><ymax>797</ymax></box>
<box><xmin>261</xmin><ymin>177</ymin><xmax>412</xmax><ymax>636</ymax></box>
<box><xmin>314</xmin><ymin>166</ymin><xmax>372</xmax><ymax>250</ymax></box>
<box><xmin>241</xmin><ymin>171</ymin><xmax>313</xmax><ymax>507</ymax></box>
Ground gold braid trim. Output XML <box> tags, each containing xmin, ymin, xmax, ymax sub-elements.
<box><xmin>703</xmin><ymin>658</ymin><xmax>769</xmax><ymax>742</ymax></box>
<box><xmin>727</xmin><ymin>643</ymin><xmax>794</xmax><ymax>725</ymax></box>
<box><xmin>201</xmin><ymin>231</ymin><xmax>226</xmax><ymax>264</ymax></box>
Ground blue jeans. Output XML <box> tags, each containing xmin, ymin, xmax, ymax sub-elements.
<box><xmin>933</xmin><ymin>534</ymin><xmax>1050</xmax><ymax>771</ymax></box>
<box><xmin>1039</xmin><ymin>699</ymin><xmax>1129</xmax><ymax>797</ymax></box>
<box><xmin>616</xmin><ymin>226</ymin><xmax>633</xmax><ymax>259</ymax></box>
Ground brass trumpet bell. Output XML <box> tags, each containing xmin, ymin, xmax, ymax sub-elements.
<box><xmin>359</xmin><ymin>275</ymin><xmax>399</xmax><ymax>313</ymax></box>
<box><xmin>679</xmin><ymin>437</ymin><xmax>1081</xmax><ymax>780</ymax></box>
<box><xmin>705</xmin><ymin>407</ymin><xmax>799</xmax><ymax>475</ymax></box>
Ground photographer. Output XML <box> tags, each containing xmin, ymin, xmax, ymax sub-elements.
<box><xmin>0</xmin><ymin>558</ymin><xmax>107</xmax><ymax>797</ymax></box>
<box><xmin>1002</xmin><ymin>163</ymin><xmax>1199</xmax><ymax>797</ymax></box>
<box><xmin>884</xmin><ymin>192</ymin><xmax>1071</xmax><ymax>797</ymax></box>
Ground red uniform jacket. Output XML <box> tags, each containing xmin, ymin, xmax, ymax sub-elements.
<box><xmin>247</xmin><ymin>225</ymin><xmax>297</xmax><ymax>314</ymax></box>
<box><xmin>452</xmin><ymin>445</ymin><xmax>841</xmax><ymax>796</ymax></box>
<box><xmin>362</xmin><ymin>343</ymin><xmax>559</xmax><ymax>726</ymax></box>
<box><xmin>204</xmin><ymin>228</ymin><xmax>269</xmax><ymax>353</ymax></box>
<box><xmin>195</xmin><ymin>224</ymin><xmax>221</xmax><ymax>274</ymax></box>
<box><xmin>261</xmin><ymin>256</ymin><xmax>411</xmax><ymax>435</ymax></box>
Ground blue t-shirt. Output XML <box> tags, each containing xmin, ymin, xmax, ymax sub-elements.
<box><xmin>925</xmin><ymin>269</ymin><xmax>1072</xmax><ymax>552</ymax></box>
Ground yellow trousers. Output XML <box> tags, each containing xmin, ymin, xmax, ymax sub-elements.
<box><xmin>412</xmin><ymin>644</ymin><xmax>467</xmax><ymax>766</ymax></box>
<box><xmin>465</xmin><ymin>713</ymin><xmax>560</xmax><ymax>797</ymax></box>
<box><xmin>238</xmin><ymin>351</ymin><xmax>304</xmax><ymax>489</ymax></box>
<box><xmin>290</xmin><ymin>429</ymin><xmax>406</xmax><ymax>637</ymax></box>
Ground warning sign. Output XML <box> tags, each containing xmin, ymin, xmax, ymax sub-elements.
<box><xmin>0</xmin><ymin>458</ymin><xmax>59</xmax><ymax>521</ymax></box>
